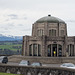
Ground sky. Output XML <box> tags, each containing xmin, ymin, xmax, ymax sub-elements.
<box><xmin>0</xmin><ymin>0</ymin><xmax>75</xmax><ymax>36</ymax></box>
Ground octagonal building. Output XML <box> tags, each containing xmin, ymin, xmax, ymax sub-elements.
<box><xmin>22</xmin><ymin>15</ymin><xmax>75</xmax><ymax>57</ymax></box>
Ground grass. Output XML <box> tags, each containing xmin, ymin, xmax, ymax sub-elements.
<box><xmin>0</xmin><ymin>44</ymin><xmax>22</xmax><ymax>51</ymax></box>
<box><xmin>0</xmin><ymin>72</ymin><xmax>22</xmax><ymax>75</ymax></box>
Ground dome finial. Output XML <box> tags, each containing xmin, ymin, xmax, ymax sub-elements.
<box><xmin>48</xmin><ymin>14</ymin><xmax>51</xmax><ymax>16</ymax></box>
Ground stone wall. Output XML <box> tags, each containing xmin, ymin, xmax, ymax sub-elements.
<box><xmin>8</xmin><ymin>55</ymin><xmax>75</xmax><ymax>64</ymax></box>
<box><xmin>0</xmin><ymin>64</ymin><xmax>75</xmax><ymax>75</ymax></box>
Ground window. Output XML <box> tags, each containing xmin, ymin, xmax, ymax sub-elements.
<box><xmin>61</xmin><ymin>30</ymin><xmax>64</xmax><ymax>36</ymax></box>
<box><xmin>49</xmin><ymin>29</ymin><xmax>56</xmax><ymax>36</ymax></box>
<box><xmin>53</xmin><ymin>30</ymin><xmax>56</xmax><ymax>36</ymax></box>
<box><xmin>37</xmin><ymin>30</ymin><xmax>40</xmax><ymax>36</ymax></box>
<box><xmin>37</xmin><ymin>29</ymin><xmax>44</xmax><ymax>36</ymax></box>
<box><xmin>29</xmin><ymin>44</ymin><xmax>41</xmax><ymax>56</ymax></box>
<box><xmin>68</xmin><ymin>44</ymin><xmax>74</xmax><ymax>56</ymax></box>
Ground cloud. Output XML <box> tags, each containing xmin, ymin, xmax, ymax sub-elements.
<box><xmin>7</xmin><ymin>14</ymin><xmax>28</xmax><ymax>21</ymax></box>
<box><xmin>0</xmin><ymin>0</ymin><xmax>75</xmax><ymax>36</ymax></box>
<box><xmin>21</xmin><ymin>28</ymin><xmax>31</xmax><ymax>31</ymax></box>
<box><xmin>23</xmin><ymin>17</ymin><xmax>27</xmax><ymax>20</ymax></box>
<box><xmin>8</xmin><ymin>14</ymin><xmax>18</xmax><ymax>19</ymax></box>
<box><xmin>66</xmin><ymin>20</ymin><xmax>75</xmax><ymax>23</ymax></box>
<box><xmin>18</xmin><ymin>24</ymin><xmax>24</xmax><ymax>26</ymax></box>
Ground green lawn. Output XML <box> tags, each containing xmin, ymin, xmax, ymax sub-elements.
<box><xmin>0</xmin><ymin>72</ymin><xmax>22</xmax><ymax>75</ymax></box>
<box><xmin>0</xmin><ymin>41</ymin><xmax>22</xmax><ymax>55</ymax></box>
<box><xmin>0</xmin><ymin>44</ymin><xmax>22</xmax><ymax>51</ymax></box>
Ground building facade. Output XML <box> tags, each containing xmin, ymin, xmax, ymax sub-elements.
<box><xmin>22</xmin><ymin>15</ymin><xmax>75</xmax><ymax>57</ymax></box>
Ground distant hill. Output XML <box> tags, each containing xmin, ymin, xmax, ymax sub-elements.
<box><xmin>0</xmin><ymin>34</ymin><xmax>22</xmax><ymax>41</ymax></box>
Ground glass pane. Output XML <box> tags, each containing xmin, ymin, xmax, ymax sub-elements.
<box><xmin>29</xmin><ymin>44</ymin><xmax>32</xmax><ymax>56</ymax></box>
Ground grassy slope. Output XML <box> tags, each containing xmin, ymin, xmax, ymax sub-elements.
<box><xmin>0</xmin><ymin>44</ymin><xmax>22</xmax><ymax>51</ymax></box>
<box><xmin>0</xmin><ymin>72</ymin><xmax>21</xmax><ymax>75</ymax></box>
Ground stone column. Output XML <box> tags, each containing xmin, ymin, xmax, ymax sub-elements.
<box><xmin>44</xmin><ymin>22</ymin><xmax>48</xmax><ymax>36</ymax></box>
<box><xmin>71</xmin><ymin>45</ymin><xmax>74</xmax><ymax>56</ymax></box>
<box><xmin>33</xmin><ymin>23</ymin><xmax>37</xmax><ymax>37</ymax></box>
<box><xmin>32</xmin><ymin>45</ymin><xmax>33</xmax><ymax>56</ymax></box>
<box><xmin>23</xmin><ymin>36</ymin><xmax>28</xmax><ymax>56</ymax></box>
<box><xmin>73</xmin><ymin>45</ymin><xmax>74</xmax><ymax>56</ymax></box>
<box><xmin>69</xmin><ymin>45</ymin><xmax>70</xmax><ymax>56</ymax></box>
<box><xmin>58</xmin><ymin>23</ymin><xmax>59</xmax><ymax>36</ymax></box>
<box><xmin>71</xmin><ymin>45</ymin><xmax>72</xmax><ymax>56</ymax></box>
<box><xmin>64</xmin><ymin>36</ymin><xmax>67</xmax><ymax>56</ymax></box>
<box><xmin>61</xmin><ymin>44</ymin><xmax>63</xmax><ymax>57</ymax></box>
<box><xmin>42</xmin><ymin>35</ymin><xmax>46</xmax><ymax>57</ymax></box>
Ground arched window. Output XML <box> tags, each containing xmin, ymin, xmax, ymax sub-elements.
<box><xmin>29</xmin><ymin>44</ymin><xmax>41</xmax><ymax>56</ymax></box>
<box><xmin>49</xmin><ymin>29</ymin><xmax>56</xmax><ymax>36</ymax></box>
<box><xmin>37</xmin><ymin>29</ymin><xmax>44</xmax><ymax>36</ymax></box>
<box><xmin>47</xmin><ymin>44</ymin><xmax>62</xmax><ymax>57</ymax></box>
<box><xmin>68</xmin><ymin>44</ymin><xmax>74</xmax><ymax>56</ymax></box>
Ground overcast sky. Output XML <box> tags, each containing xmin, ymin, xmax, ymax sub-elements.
<box><xmin>0</xmin><ymin>0</ymin><xmax>75</xmax><ymax>36</ymax></box>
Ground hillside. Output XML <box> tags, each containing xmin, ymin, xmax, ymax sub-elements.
<box><xmin>0</xmin><ymin>41</ymin><xmax>22</xmax><ymax>55</ymax></box>
<box><xmin>0</xmin><ymin>34</ymin><xmax>22</xmax><ymax>55</ymax></box>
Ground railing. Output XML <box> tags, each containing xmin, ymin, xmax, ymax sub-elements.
<box><xmin>0</xmin><ymin>64</ymin><xmax>75</xmax><ymax>75</ymax></box>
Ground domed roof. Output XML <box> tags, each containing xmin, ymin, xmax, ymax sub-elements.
<box><xmin>36</xmin><ymin>15</ymin><xmax>65</xmax><ymax>23</ymax></box>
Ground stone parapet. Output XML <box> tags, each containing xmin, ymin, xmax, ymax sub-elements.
<box><xmin>8</xmin><ymin>55</ymin><xmax>75</xmax><ymax>64</ymax></box>
<box><xmin>0</xmin><ymin>64</ymin><xmax>75</xmax><ymax>75</ymax></box>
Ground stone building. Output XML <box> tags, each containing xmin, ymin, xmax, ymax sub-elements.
<box><xmin>22</xmin><ymin>15</ymin><xmax>75</xmax><ymax>57</ymax></box>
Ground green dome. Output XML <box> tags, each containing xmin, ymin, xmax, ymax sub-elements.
<box><xmin>36</xmin><ymin>15</ymin><xmax>65</xmax><ymax>23</ymax></box>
